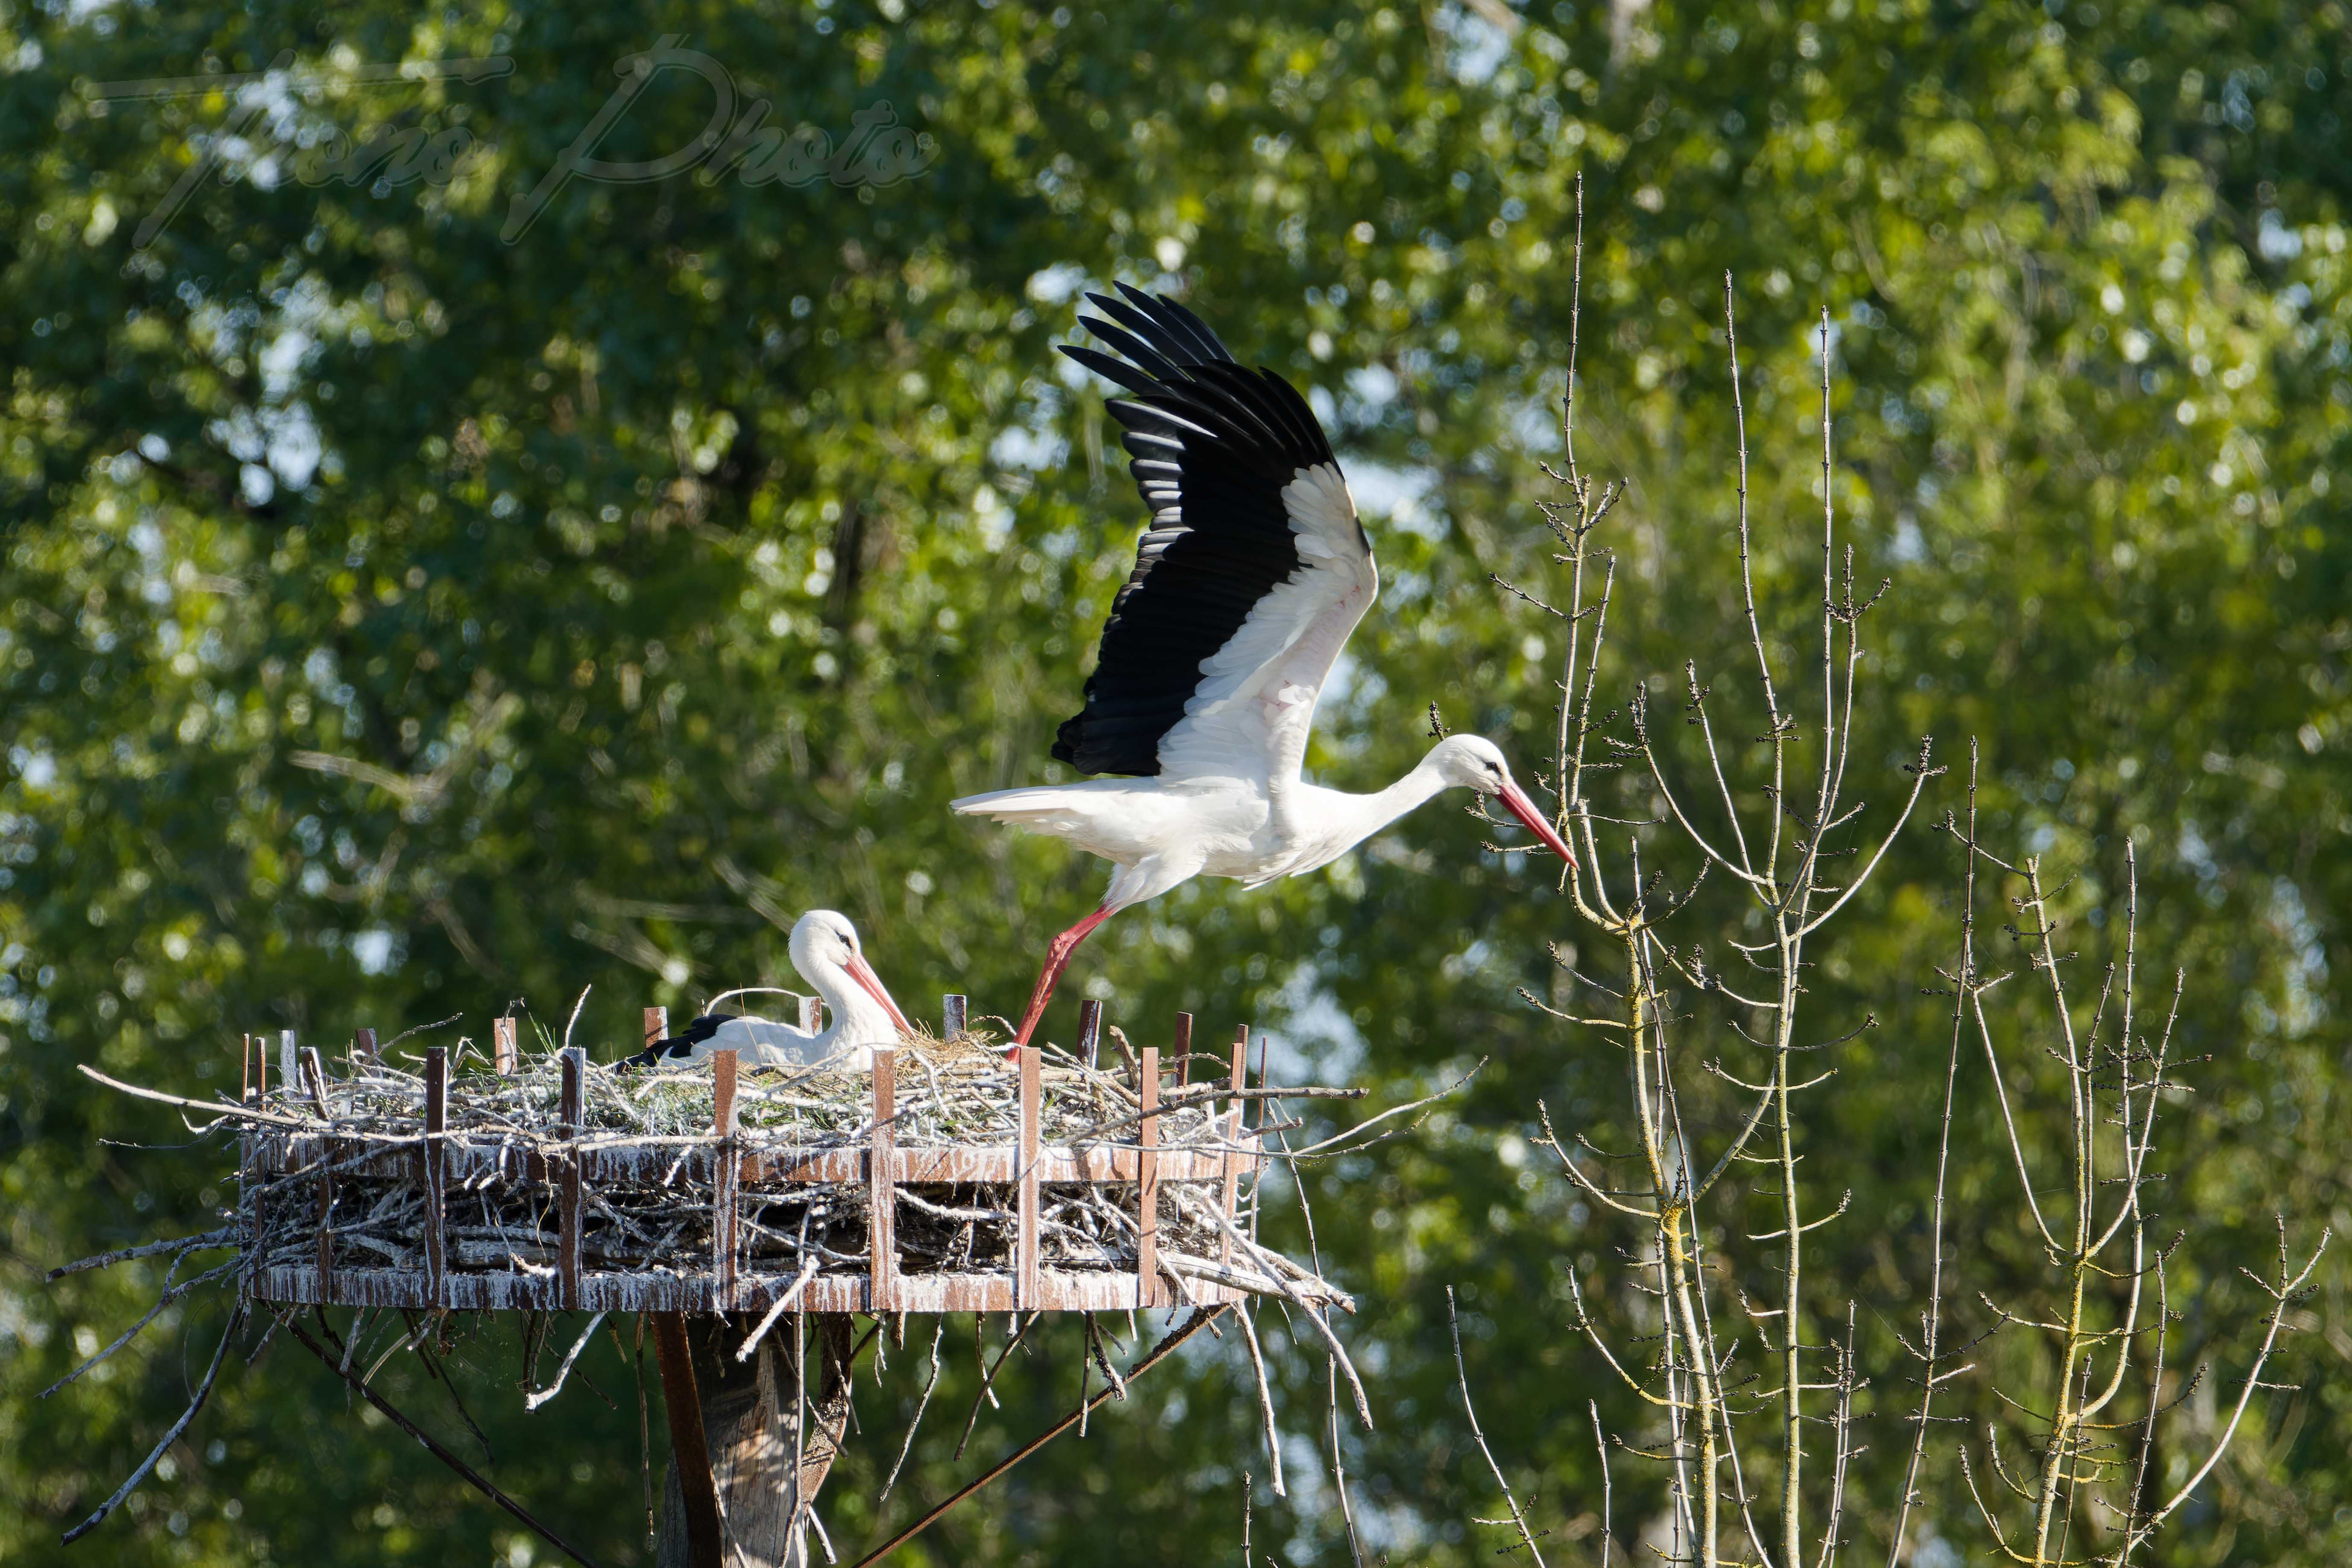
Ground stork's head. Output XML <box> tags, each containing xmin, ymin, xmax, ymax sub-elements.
<box><xmin>1428</xmin><ymin>734</ymin><xmax>1516</xmax><ymax>795</ymax></box>
<box><xmin>789</xmin><ymin>909</ymin><xmax>914</xmax><ymax>1042</ymax></box>
<box><xmin>1428</xmin><ymin>735</ymin><xmax>1581</xmax><ymax>873</ymax></box>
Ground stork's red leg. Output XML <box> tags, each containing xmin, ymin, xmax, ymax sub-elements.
<box><xmin>1011</xmin><ymin>906</ymin><xmax>1114</xmax><ymax>1047</ymax></box>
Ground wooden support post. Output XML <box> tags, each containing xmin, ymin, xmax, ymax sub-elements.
<box><xmin>644</xmin><ymin>1006</ymin><xmax>669</xmax><ymax>1055</ymax></box>
<box><xmin>558</xmin><ymin>1047</ymin><xmax>584</xmax><ymax>1312</ymax></box>
<box><xmin>494</xmin><ymin>1015</ymin><xmax>517</xmax><ymax>1076</ymax></box>
<box><xmin>650</xmin><ymin>1313</ymin><xmax>724</xmax><ymax>1568</ymax></box>
<box><xmin>799</xmin><ymin>995</ymin><xmax>821</xmax><ymax>1034</ymax></box>
<box><xmin>868</xmin><ymin>1049</ymin><xmax>895</xmax><ymax>1313</ymax></box>
<box><xmin>1016</xmin><ymin>1047</ymin><xmax>1041</xmax><ymax>1308</ymax></box>
<box><xmin>352</xmin><ymin>1026</ymin><xmax>376</xmax><ymax>1075</ymax></box>
<box><xmin>1136</xmin><ymin>1046</ymin><xmax>1160</xmax><ymax>1310</ymax></box>
<box><xmin>240</xmin><ymin>1033</ymin><xmax>255</xmax><ymax>1104</ymax></box>
<box><xmin>422</xmin><ymin>1047</ymin><xmax>448</xmax><ymax>1307</ymax></box>
<box><xmin>250</xmin><ymin>1032</ymin><xmax>267</xmax><ymax>1101</ymax></box>
<box><xmin>1221</xmin><ymin>1026</ymin><xmax>1249</xmax><ymax>1265</ymax></box>
<box><xmin>713</xmin><ymin>1049</ymin><xmax>739</xmax><ymax>1313</ymax></box>
<box><xmin>302</xmin><ymin>1047</ymin><xmax>334</xmax><ymax>1295</ymax></box>
<box><xmin>1172</xmin><ymin>1011</ymin><xmax>1192</xmax><ymax>1087</ymax></box>
<box><xmin>279</xmin><ymin>1029</ymin><xmax>299</xmax><ymax>1099</ymax></box>
<box><xmin>942</xmin><ymin>994</ymin><xmax>966</xmax><ymax>1038</ymax></box>
<box><xmin>1076</xmin><ymin>999</ymin><xmax>1103</xmax><ymax>1070</ymax></box>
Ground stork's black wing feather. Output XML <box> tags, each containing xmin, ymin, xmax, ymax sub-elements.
<box><xmin>618</xmin><ymin>1013</ymin><xmax>732</xmax><ymax>1069</ymax></box>
<box><xmin>1051</xmin><ymin>285</ymin><xmax>1342</xmax><ymax>777</ymax></box>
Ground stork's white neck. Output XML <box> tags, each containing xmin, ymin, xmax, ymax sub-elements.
<box><xmin>1295</xmin><ymin>744</ymin><xmax>1461</xmax><ymax>868</ymax></box>
<box><xmin>805</xmin><ymin>958</ymin><xmax>904</xmax><ymax>1050</ymax></box>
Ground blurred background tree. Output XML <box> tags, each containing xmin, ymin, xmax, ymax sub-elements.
<box><xmin>2</xmin><ymin>1</ymin><xmax>2346</xmax><ymax>1564</ymax></box>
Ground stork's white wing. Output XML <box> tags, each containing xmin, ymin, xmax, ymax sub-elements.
<box><xmin>1152</xmin><ymin>461</ymin><xmax>1375</xmax><ymax>783</ymax></box>
<box><xmin>1053</xmin><ymin>284</ymin><xmax>1378</xmax><ymax>786</ymax></box>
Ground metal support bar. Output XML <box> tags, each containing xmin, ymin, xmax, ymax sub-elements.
<box><xmin>494</xmin><ymin>1016</ymin><xmax>517</xmax><ymax>1076</ymax></box>
<box><xmin>942</xmin><ymin>994</ymin><xmax>966</xmax><ymax>1038</ymax></box>
<box><xmin>643</xmin><ymin>1006</ymin><xmax>667</xmax><ymax>1055</ymax></box>
<box><xmin>713</xmin><ymin>1049</ymin><xmax>739</xmax><ymax>1313</ymax></box>
<box><xmin>422</xmin><ymin>1047</ymin><xmax>448</xmax><ymax>1307</ymax></box>
<box><xmin>870</xmin><ymin>1049</ymin><xmax>896</xmax><ymax>1312</ymax></box>
<box><xmin>559</xmin><ymin>1047</ymin><xmax>584</xmax><ymax>1311</ymax></box>
<box><xmin>1016</xmin><ymin>1046</ymin><xmax>1040</xmax><ymax>1308</ymax></box>
<box><xmin>1136</xmin><ymin>1046</ymin><xmax>1159</xmax><ymax>1309</ymax></box>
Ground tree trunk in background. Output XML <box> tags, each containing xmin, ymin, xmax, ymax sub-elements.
<box><xmin>657</xmin><ymin>1314</ymin><xmax>859</xmax><ymax>1568</ymax></box>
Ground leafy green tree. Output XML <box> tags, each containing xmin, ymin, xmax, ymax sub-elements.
<box><xmin>4</xmin><ymin>2</ymin><xmax>2347</xmax><ymax>1565</ymax></box>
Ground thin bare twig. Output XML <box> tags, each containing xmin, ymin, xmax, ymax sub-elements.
<box><xmin>1450</xmin><ymin>1287</ymin><xmax>1548</xmax><ymax>1565</ymax></box>
<box><xmin>60</xmin><ymin>1306</ymin><xmax>245</xmax><ymax>1545</ymax></box>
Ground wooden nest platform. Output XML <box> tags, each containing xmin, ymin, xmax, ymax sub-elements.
<box><xmin>64</xmin><ymin>996</ymin><xmax>1387</xmax><ymax>1563</ymax></box>
<box><xmin>220</xmin><ymin>999</ymin><xmax>1352</xmax><ymax>1321</ymax></box>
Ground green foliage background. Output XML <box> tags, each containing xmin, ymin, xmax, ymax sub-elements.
<box><xmin>3</xmin><ymin>0</ymin><xmax>2348</xmax><ymax>1563</ymax></box>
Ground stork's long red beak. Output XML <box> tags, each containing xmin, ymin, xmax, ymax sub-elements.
<box><xmin>846</xmin><ymin>953</ymin><xmax>914</xmax><ymax>1037</ymax></box>
<box><xmin>1497</xmin><ymin>781</ymin><xmax>1581</xmax><ymax>873</ymax></box>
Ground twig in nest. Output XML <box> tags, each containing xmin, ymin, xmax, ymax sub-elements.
<box><xmin>954</xmin><ymin>1312</ymin><xmax>1040</xmax><ymax>1460</ymax></box>
<box><xmin>736</xmin><ymin>1255</ymin><xmax>822</xmax><ymax>1363</ymax></box>
<box><xmin>1086</xmin><ymin>1312</ymin><xmax>1128</xmax><ymax>1401</ymax></box>
<box><xmin>879</xmin><ymin>1317</ymin><xmax>946</xmax><ymax>1503</ymax></box>
<box><xmin>40</xmin><ymin>1257</ymin><xmax>239</xmax><ymax>1398</ymax></box>
<box><xmin>849</xmin><ymin>1307</ymin><xmax>1229</xmax><ymax>1568</ymax></box>
<box><xmin>1105</xmin><ymin>1025</ymin><xmax>1141</xmax><ymax>1083</ymax></box>
<box><xmin>561</xmin><ymin>987</ymin><xmax>593</xmax><ymax>1054</ymax></box>
<box><xmin>76</xmin><ymin>1065</ymin><xmax>308</xmax><ymax>1129</ymax></box>
<box><xmin>1197</xmin><ymin>1200</ymin><xmax>1370</xmax><ymax>1429</ymax></box>
<box><xmin>525</xmin><ymin>1312</ymin><xmax>608</xmax><ymax>1411</ymax></box>
<box><xmin>46</xmin><ymin>1227</ymin><xmax>235</xmax><ymax>1280</ymax></box>
<box><xmin>60</xmin><ymin>1304</ymin><xmax>245</xmax><ymax>1545</ymax></box>
<box><xmin>1279</xmin><ymin>1059</ymin><xmax>1484</xmax><ymax>1160</ymax></box>
<box><xmin>383</xmin><ymin>1013</ymin><xmax>465</xmax><ymax>1052</ymax></box>
<box><xmin>1235</xmin><ymin>1301</ymin><xmax>1286</xmax><ymax>1498</ymax></box>
<box><xmin>287</xmin><ymin>1316</ymin><xmax>605</xmax><ymax>1568</ymax></box>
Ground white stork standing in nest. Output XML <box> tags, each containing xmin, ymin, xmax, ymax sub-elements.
<box><xmin>954</xmin><ymin>284</ymin><xmax>1577</xmax><ymax>1046</ymax></box>
<box><xmin>625</xmin><ymin>910</ymin><xmax>912</xmax><ymax>1070</ymax></box>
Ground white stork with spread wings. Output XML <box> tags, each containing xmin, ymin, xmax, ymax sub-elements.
<box><xmin>954</xmin><ymin>285</ymin><xmax>1576</xmax><ymax>1045</ymax></box>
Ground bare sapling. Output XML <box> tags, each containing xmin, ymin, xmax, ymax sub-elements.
<box><xmin>1475</xmin><ymin>175</ymin><xmax>1932</xmax><ymax>1568</ymax></box>
<box><xmin>1930</xmin><ymin>812</ymin><xmax>2328</xmax><ymax>1568</ymax></box>
<box><xmin>1452</xmin><ymin>183</ymin><xmax>2323</xmax><ymax>1568</ymax></box>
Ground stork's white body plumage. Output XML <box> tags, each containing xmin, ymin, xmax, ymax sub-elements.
<box><xmin>954</xmin><ymin>286</ymin><xmax>1577</xmax><ymax>1045</ymax></box>
<box><xmin>627</xmin><ymin>910</ymin><xmax>912</xmax><ymax>1072</ymax></box>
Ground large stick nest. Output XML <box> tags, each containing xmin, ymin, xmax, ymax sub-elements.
<box><xmin>211</xmin><ymin>1027</ymin><xmax>1352</xmax><ymax>1307</ymax></box>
